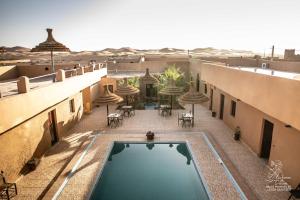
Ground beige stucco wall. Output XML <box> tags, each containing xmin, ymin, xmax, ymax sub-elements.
<box><xmin>90</xmin><ymin>82</ymin><xmax>100</xmax><ymax>102</ymax></box>
<box><xmin>226</xmin><ymin>57</ymin><xmax>259</xmax><ymax>67</ymax></box>
<box><xmin>99</xmin><ymin>77</ymin><xmax>117</xmax><ymax>95</ymax></box>
<box><xmin>207</xmin><ymin>86</ymin><xmax>300</xmax><ymax>187</ymax></box>
<box><xmin>16</xmin><ymin>64</ymin><xmax>78</xmax><ymax>78</ymax></box>
<box><xmin>226</xmin><ymin>57</ymin><xmax>300</xmax><ymax>73</ymax></box>
<box><xmin>0</xmin><ymin>65</ymin><xmax>19</xmax><ymax>81</ymax></box>
<box><xmin>201</xmin><ymin>63</ymin><xmax>300</xmax><ymax>131</ymax></box>
<box><xmin>0</xmin><ymin>92</ymin><xmax>83</xmax><ymax>182</ymax></box>
<box><xmin>109</xmin><ymin>60</ymin><xmax>190</xmax><ymax>76</ymax></box>
<box><xmin>0</xmin><ymin>68</ymin><xmax>107</xmax><ymax>134</ymax></box>
<box><xmin>259</xmin><ymin>60</ymin><xmax>300</xmax><ymax>73</ymax></box>
<box><xmin>192</xmin><ymin>62</ymin><xmax>300</xmax><ymax>187</ymax></box>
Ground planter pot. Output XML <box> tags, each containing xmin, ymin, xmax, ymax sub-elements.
<box><xmin>27</xmin><ymin>158</ymin><xmax>40</xmax><ymax>171</ymax></box>
<box><xmin>234</xmin><ymin>132</ymin><xmax>240</xmax><ymax>141</ymax></box>
<box><xmin>212</xmin><ymin>111</ymin><xmax>216</xmax><ymax>117</ymax></box>
<box><xmin>146</xmin><ymin>131</ymin><xmax>154</xmax><ymax>140</ymax></box>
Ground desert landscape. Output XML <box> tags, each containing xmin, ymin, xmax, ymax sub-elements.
<box><xmin>0</xmin><ymin>46</ymin><xmax>257</xmax><ymax>65</ymax></box>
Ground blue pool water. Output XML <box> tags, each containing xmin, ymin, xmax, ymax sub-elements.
<box><xmin>89</xmin><ymin>142</ymin><xmax>210</xmax><ymax>200</ymax></box>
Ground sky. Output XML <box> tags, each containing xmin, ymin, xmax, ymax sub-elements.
<box><xmin>0</xmin><ymin>0</ymin><xmax>300</xmax><ymax>53</ymax></box>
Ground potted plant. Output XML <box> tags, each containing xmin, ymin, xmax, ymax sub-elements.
<box><xmin>146</xmin><ymin>131</ymin><xmax>154</xmax><ymax>140</ymax></box>
<box><xmin>234</xmin><ymin>126</ymin><xmax>241</xmax><ymax>141</ymax></box>
<box><xmin>27</xmin><ymin>157</ymin><xmax>40</xmax><ymax>171</ymax></box>
<box><xmin>212</xmin><ymin>111</ymin><xmax>216</xmax><ymax>117</ymax></box>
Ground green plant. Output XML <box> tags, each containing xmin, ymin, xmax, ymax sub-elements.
<box><xmin>159</xmin><ymin>64</ymin><xmax>186</xmax><ymax>90</ymax></box>
<box><xmin>118</xmin><ymin>77</ymin><xmax>139</xmax><ymax>88</ymax></box>
<box><xmin>128</xmin><ymin>77</ymin><xmax>139</xmax><ymax>88</ymax></box>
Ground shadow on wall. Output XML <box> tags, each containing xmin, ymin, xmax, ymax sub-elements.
<box><xmin>18</xmin><ymin>107</ymin><xmax>83</xmax><ymax>176</ymax></box>
<box><xmin>18</xmin><ymin>121</ymin><xmax>51</xmax><ymax>176</ymax></box>
<box><xmin>0</xmin><ymin>66</ymin><xmax>19</xmax><ymax>81</ymax></box>
<box><xmin>45</xmin><ymin>107</ymin><xmax>83</xmax><ymax>157</ymax></box>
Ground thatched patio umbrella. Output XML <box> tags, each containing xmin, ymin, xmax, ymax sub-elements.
<box><xmin>159</xmin><ymin>79</ymin><xmax>183</xmax><ymax>115</ymax></box>
<box><xmin>178</xmin><ymin>81</ymin><xmax>209</xmax><ymax>126</ymax></box>
<box><xmin>95</xmin><ymin>85</ymin><xmax>123</xmax><ymax>125</ymax></box>
<box><xmin>115</xmin><ymin>78</ymin><xmax>140</xmax><ymax>105</ymax></box>
<box><xmin>31</xmin><ymin>28</ymin><xmax>70</xmax><ymax>81</ymax></box>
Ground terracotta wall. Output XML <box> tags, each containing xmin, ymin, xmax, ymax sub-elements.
<box><xmin>0</xmin><ymin>92</ymin><xmax>83</xmax><ymax>182</ymax></box>
<box><xmin>0</xmin><ymin>65</ymin><xmax>19</xmax><ymax>81</ymax></box>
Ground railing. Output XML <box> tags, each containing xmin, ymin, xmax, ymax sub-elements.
<box><xmin>0</xmin><ymin>63</ymin><xmax>107</xmax><ymax>98</ymax></box>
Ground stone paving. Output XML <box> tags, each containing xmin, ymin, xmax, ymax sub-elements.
<box><xmin>14</xmin><ymin>104</ymin><xmax>290</xmax><ymax>200</ymax></box>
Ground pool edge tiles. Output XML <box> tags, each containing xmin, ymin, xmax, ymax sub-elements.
<box><xmin>87</xmin><ymin>141</ymin><xmax>212</xmax><ymax>200</ymax></box>
<box><xmin>55</xmin><ymin>133</ymin><xmax>242</xmax><ymax>200</ymax></box>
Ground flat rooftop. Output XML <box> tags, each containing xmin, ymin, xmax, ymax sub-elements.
<box><xmin>0</xmin><ymin>75</ymin><xmax>53</xmax><ymax>97</ymax></box>
<box><xmin>232</xmin><ymin>66</ymin><xmax>300</xmax><ymax>80</ymax></box>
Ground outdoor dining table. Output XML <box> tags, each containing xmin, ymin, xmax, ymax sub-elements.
<box><xmin>107</xmin><ymin>113</ymin><xmax>121</xmax><ymax>127</ymax></box>
<box><xmin>159</xmin><ymin>104</ymin><xmax>171</xmax><ymax>116</ymax></box>
<box><xmin>182</xmin><ymin>112</ymin><xmax>194</xmax><ymax>127</ymax></box>
<box><xmin>121</xmin><ymin>105</ymin><xmax>134</xmax><ymax>117</ymax></box>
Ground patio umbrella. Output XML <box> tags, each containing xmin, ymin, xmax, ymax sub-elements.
<box><xmin>95</xmin><ymin>85</ymin><xmax>123</xmax><ymax>125</ymax></box>
<box><xmin>178</xmin><ymin>80</ymin><xmax>209</xmax><ymax>126</ymax></box>
<box><xmin>159</xmin><ymin>79</ymin><xmax>183</xmax><ymax>115</ymax></box>
<box><xmin>115</xmin><ymin>78</ymin><xmax>140</xmax><ymax>105</ymax></box>
<box><xmin>31</xmin><ymin>28</ymin><xmax>70</xmax><ymax>81</ymax></box>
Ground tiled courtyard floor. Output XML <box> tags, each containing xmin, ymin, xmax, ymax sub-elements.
<box><xmin>14</xmin><ymin>104</ymin><xmax>290</xmax><ymax>200</ymax></box>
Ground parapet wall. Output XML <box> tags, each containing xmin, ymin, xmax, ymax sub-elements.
<box><xmin>0</xmin><ymin>68</ymin><xmax>107</xmax><ymax>134</ymax></box>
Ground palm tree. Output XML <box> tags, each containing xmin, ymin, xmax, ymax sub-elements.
<box><xmin>159</xmin><ymin>64</ymin><xmax>185</xmax><ymax>89</ymax></box>
<box><xmin>159</xmin><ymin>65</ymin><xmax>186</xmax><ymax>107</ymax></box>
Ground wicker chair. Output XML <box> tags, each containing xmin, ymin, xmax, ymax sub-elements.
<box><xmin>0</xmin><ymin>171</ymin><xmax>17</xmax><ymax>200</ymax></box>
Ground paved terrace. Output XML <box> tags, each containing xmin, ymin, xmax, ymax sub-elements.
<box><xmin>14</xmin><ymin>105</ymin><xmax>290</xmax><ymax>200</ymax></box>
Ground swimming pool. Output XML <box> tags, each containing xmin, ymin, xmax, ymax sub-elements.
<box><xmin>89</xmin><ymin>142</ymin><xmax>211</xmax><ymax>200</ymax></box>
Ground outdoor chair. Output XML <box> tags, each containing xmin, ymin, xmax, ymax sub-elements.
<box><xmin>178</xmin><ymin>113</ymin><xmax>183</xmax><ymax>126</ymax></box>
<box><xmin>182</xmin><ymin>118</ymin><xmax>192</xmax><ymax>128</ymax></box>
<box><xmin>118</xmin><ymin>114</ymin><xmax>124</xmax><ymax>125</ymax></box>
<box><xmin>109</xmin><ymin>118</ymin><xmax>119</xmax><ymax>128</ymax></box>
<box><xmin>129</xmin><ymin>108</ymin><xmax>135</xmax><ymax>117</ymax></box>
<box><xmin>0</xmin><ymin>171</ymin><xmax>17</xmax><ymax>200</ymax></box>
<box><xmin>288</xmin><ymin>183</ymin><xmax>300</xmax><ymax>200</ymax></box>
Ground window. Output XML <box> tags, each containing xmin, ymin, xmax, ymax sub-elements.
<box><xmin>69</xmin><ymin>99</ymin><xmax>75</xmax><ymax>113</ymax></box>
<box><xmin>231</xmin><ymin>100</ymin><xmax>236</xmax><ymax>117</ymax></box>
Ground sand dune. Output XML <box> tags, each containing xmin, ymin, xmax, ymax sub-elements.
<box><xmin>0</xmin><ymin>46</ymin><xmax>257</xmax><ymax>64</ymax></box>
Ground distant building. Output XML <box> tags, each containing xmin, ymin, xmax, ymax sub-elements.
<box><xmin>284</xmin><ymin>49</ymin><xmax>300</xmax><ymax>61</ymax></box>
